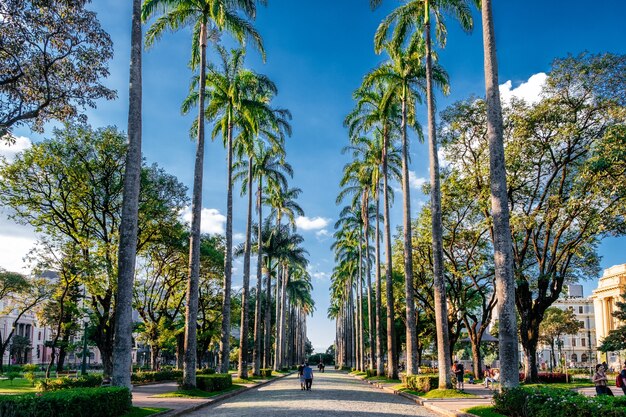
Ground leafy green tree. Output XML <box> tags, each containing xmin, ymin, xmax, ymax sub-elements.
<box><xmin>539</xmin><ymin>307</ymin><xmax>583</xmax><ymax>370</ymax></box>
<box><xmin>142</xmin><ymin>0</ymin><xmax>264</xmax><ymax>388</ymax></box>
<box><xmin>0</xmin><ymin>0</ymin><xmax>115</xmax><ymax>138</ymax></box>
<box><xmin>0</xmin><ymin>124</ymin><xmax>188</xmax><ymax>375</ymax></box>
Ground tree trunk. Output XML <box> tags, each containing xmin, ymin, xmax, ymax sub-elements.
<box><xmin>279</xmin><ymin>266</ymin><xmax>288</xmax><ymax>369</ymax></box>
<box><xmin>176</xmin><ymin>332</ymin><xmax>184</xmax><ymax>370</ymax></box>
<box><xmin>273</xmin><ymin>263</ymin><xmax>283</xmax><ymax>371</ymax></box>
<box><xmin>523</xmin><ymin>343</ymin><xmax>538</xmax><ymax>382</ymax></box>
<box><xmin>264</xmin><ymin>259</ymin><xmax>272</xmax><ymax>369</ymax></box>
<box><xmin>470</xmin><ymin>337</ymin><xmax>483</xmax><ymax>380</ymax></box>
<box><xmin>183</xmin><ymin>22</ymin><xmax>208</xmax><ymax>389</ymax></box>
<box><xmin>150</xmin><ymin>345</ymin><xmax>159</xmax><ymax>371</ymax></box>
<box><xmin>375</xmin><ymin>186</ymin><xmax>384</xmax><ymax>376</ymax></box>
<box><xmin>112</xmin><ymin>0</ymin><xmax>142</xmax><ymax>389</ymax></box>
<box><xmin>357</xmin><ymin>232</ymin><xmax>364</xmax><ymax>371</ymax></box>
<box><xmin>425</xmin><ymin>12</ymin><xmax>452</xmax><ymax>389</ymax></box>
<box><xmin>401</xmin><ymin>88</ymin><xmax>417</xmax><ymax>376</ymax></box>
<box><xmin>365</xmin><ymin>223</ymin><xmax>375</xmax><ymax>371</ymax></box>
<box><xmin>252</xmin><ymin>177</ymin><xmax>263</xmax><ymax>376</ymax></box>
<box><xmin>237</xmin><ymin>158</ymin><xmax>254</xmax><ymax>378</ymax></box>
<box><xmin>481</xmin><ymin>0</ymin><xmax>519</xmax><ymax>389</ymax></box>
<box><xmin>382</xmin><ymin>129</ymin><xmax>397</xmax><ymax>380</ymax></box>
<box><xmin>219</xmin><ymin>117</ymin><xmax>234</xmax><ymax>374</ymax></box>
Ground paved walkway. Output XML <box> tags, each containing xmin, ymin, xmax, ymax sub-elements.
<box><xmin>184</xmin><ymin>370</ymin><xmax>439</xmax><ymax>417</ymax></box>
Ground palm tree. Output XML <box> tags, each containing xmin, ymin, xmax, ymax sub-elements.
<box><xmin>142</xmin><ymin>0</ymin><xmax>264</xmax><ymax>388</ymax></box>
<box><xmin>371</xmin><ymin>0</ymin><xmax>474</xmax><ymax>388</ymax></box>
<box><xmin>363</xmin><ymin>42</ymin><xmax>449</xmax><ymax>375</ymax></box>
<box><xmin>480</xmin><ymin>0</ymin><xmax>518</xmax><ymax>388</ymax></box>
<box><xmin>111</xmin><ymin>0</ymin><xmax>142</xmax><ymax>389</ymax></box>
<box><xmin>345</xmin><ymin>84</ymin><xmax>402</xmax><ymax>379</ymax></box>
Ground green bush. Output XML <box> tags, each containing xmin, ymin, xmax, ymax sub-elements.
<box><xmin>21</xmin><ymin>365</ymin><xmax>38</xmax><ymax>373</ymax></box>
<box><xmin>131</xmin><ymin>370</ymin><xmax>182</xmax><ymax>384</ymax></box>
<box><xmin>280</xmin><ymin>367</ymin><xmax>289</xmax><ymax>372</ymax></box>
<box><xmin>403</xmin><ymin>375</ymin><xmax>439</xmax><ymax>393</ymax></box>
<box><xmin>5</xmin><ymin>372</ymin><xmax>20</xmax><ymax>384</ymax></box>
<box><xmin>259</xmin><ymin>368</ymin><xmax>272</xmax><ymax>378</ymax></box>
<box><xmin>195</xmin><ymin>374</ymin><xmax>232</xmax><ymax>392</ymax></box>
<box><xmin>196</xmin><ymin>368</ymin><xmax>216</xmax><ymax>375</ymax></box>
<box><xmin>0</xmin><ymin>387</ymin><xmax>131</xmax><ymax>417</ymax></box>
<box><xmin>36</xmin><ymin>375</ymin><xmax>103</xmax><ymax>392</ymax></box>
<box><xmin>366</xmin><ymin>369</ymin><xmax>377</xmax><ymax>378</ymax></box>
<box><xmin>23</xmin><ymin>373</ymin><xmax>36</xmax><ymax>387</ymax></box>
<box><xmin>493</xmin><ymin>386</ymin><xmax>626</xmax><ymax>417</ymax></box>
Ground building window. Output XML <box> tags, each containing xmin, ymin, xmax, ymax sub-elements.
<box><xmin>572</xmin><ymin>338</ymin><xmax>577</xmax><ymax>347</ymax></box>
<box><xmin>581</xmin><ymin>353</ymin><xmax>588</xmax><ymax>362</ymax></box>
<box><xmin>571</xmin><ymin>353</ymin><xmax>578</xmax><ymax>362</ymax></box>
<box><xmin>581</xmin><ymin>338</ymin><xmax>586</xmax><ymax>347</ymax></box>
<box><xmin>579</xmin><ymin>306</ymin><xmax>583</xmax><ymax>314</ymax></box>
<box><xmin>38</xmin><ymin>332</ymin><xmax>41</xmax><ymax>341</ymax></box>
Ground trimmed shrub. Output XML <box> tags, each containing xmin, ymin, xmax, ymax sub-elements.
<box><xmin>259</xmin><ymin>368</ymin><xmax>272</xmax><ymax>378</ymax></box>
<box><xmin>36</xmin><ymin>375</ymin><xmax>103</xmax><ymax>392</ymax></box>
<box><xmin>403</xmin><ymin>375</ymin><xmax>439</xmax><ymax>393</ymax></box>
<box><xmin>518</xmin><ymin>372</ymin><xmax>567</xmax><ymax>383</ymax></box>
<box><xmin>493</xmin><ymin>386</ymin><xmax>626</xmax><ymax>417</ymax></box>
<box><xmin>195</xmin><ymin>374</ymin><xmax>232</xmax><ymax>392</ymax></box>
<box><xmin>196</xmin><ymin>368</ymin><xmax>216</xmax><ymax>375</ymax></box>
<box><xmin>0</xmin><ymin>387</ymin><xmax>131</xmax><ymax>417</ymax></box>
<box><xmin>131</xmin><ymin>369</ymin><xmax>182</xmax><ymax>384</ymax></box>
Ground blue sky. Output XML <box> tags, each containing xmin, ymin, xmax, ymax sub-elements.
<box><xmin>2</xmin><ymin>0</ymin><xmax>626</xmax><ymax>352</ymax></box>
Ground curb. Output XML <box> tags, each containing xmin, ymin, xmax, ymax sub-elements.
<box><xmin>153</xmin><ymin>372</ymin><xmax>292</xmax><ymax>417</ymax></box>
<box><xmin>347</xmin><ymin>372</ymin><xmax>483</xmax><ymax>417</ymax></box>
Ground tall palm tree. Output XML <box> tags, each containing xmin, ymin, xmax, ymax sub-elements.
<box><xmin>363</xmin><ymin>42</ymin><xmax>449</xmax><ymax>375</ymax></box>
<box><xmin>480</xmin><ymin>0</ymin><xmax>518</xmax><ymax>388</ymax></box>
<box><xmin>142</xmin><ymin>0</ymin><xmax>264</xmax><ymax>388</ymax></box>
<box><xmin>371</xmin><ymin>0</ymin><xmax>474</xmax><ymax>388</ymax></box>
<box><xmin>346</xmin><ymin>84</ymin><xmax>402</xmax><ymax>379</ymax></box>
<box><xmin>112</xmin><ymin>0</ymin><xmax>142</xmax><ymax>389</ymax></box>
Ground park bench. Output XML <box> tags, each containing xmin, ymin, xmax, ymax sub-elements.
<box><xmin>56</xmin><ymin>370</ymin><xmax>79</xmax><ymax>379</ymax></box>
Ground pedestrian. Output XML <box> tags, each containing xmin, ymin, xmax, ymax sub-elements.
<box><xmin>298</xmin><ymin>362</ymin><xmax>305</xmax><ymax>390</ymax></box>
<box><xmin>303</xmin><ymin>362</ymin><xmax>314</xmax><ymax>391</ymax></box>
<box><xmin>594</xmin><ymin>363</ymin><xmax>609</xmax><ymax>396</ymax></box>
<box><xmin>453</xmin><ymin>360</ymin><xmax>464</xmax><ymax>390</ymax></box>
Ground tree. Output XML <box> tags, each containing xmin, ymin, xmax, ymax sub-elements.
<box><xmin>0</xmin><ymin>0</ymin><xmax>115</xmax><ymax>138</ymax></box>
<box><xmin>112</xmin><ymin>0</ymin><xmax>143</xmax><ymax>388</ymax></box>
<box><xmin>480</xmin><ymin>0</ymin><xmax>519</xmax><ymax>388</ymax></box>
<box><xmin>539</xmin><ymin>307</ymin><xmax>582</xmax><ymax>370</ymax></box>
<box><xmin>0</xmin><ymin>124</ymin><xmax>188</xmax><ymax>376</ymax></box>
<box><xmin>371</xmin><ymin>0</ymin><xmax>475</xmax><ymax>388</ymax></box>
<box><xmin>142</xmin><ymin>0</ymin><xmax>264</xmax><ymax>388</ymax></box>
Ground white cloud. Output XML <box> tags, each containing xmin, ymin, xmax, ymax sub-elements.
<box><xmin>408</xmin><ymin>171</ymin><xmax>427</xmax><ymax>190</ymax></box>
<box><xmin>499</xmin><ymin>72</ymin><xmax>547</xmax><ymax>105</ymax></box>
<box><xmin>233</xmin><ymin>232</ymin><xmax>245</xmax><ymax>241</ymax></box>
<box><xmin>315</xmin><ymin>229</ymin><xmax>329</xmax><ymax>237</ymax></box>
<box><xmin>296</xmin><ymin>216</ymin><xmax>330</xmax><ymax>231</ymax></box>
<box><xmin>312</xmin><ymin>271</ymin><xmax>329</xmax><ymax>281</ymax></box>
<box><xmin>180</xmin><ymin>207</ymin><xmax>226</xmax><ymax>235</ymax></box>
<box><xmin>0</xmin><ymin>235</ymin><xmax>37</xmax><ymax>273</ymax></box>
<box><xmin>0</xmin><ymin>136</ymin><xmax>32</xmax><ymax>162</ymax></box>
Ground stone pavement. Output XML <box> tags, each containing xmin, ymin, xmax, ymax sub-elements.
<box><xmin>183</xmin><ymin>369</ymin><xmax>439</xmax><ymax>417</ymax></box>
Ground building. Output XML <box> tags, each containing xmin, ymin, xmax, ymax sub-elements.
<box><xmin>536</xmin><ymin>284</ymin><xmax>597</xmax><ymax>370</ymax></box>
<box><xmin>592</xmin><ymin>263</ymin><xmax>626</xmax><ymax>369</ymax></box>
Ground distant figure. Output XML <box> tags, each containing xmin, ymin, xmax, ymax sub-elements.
<box><xmin>318</xmin><ymin>362</ymin><xmax>325</xmax><ymax>373</ymax></box>
<box><xmin>303</xmin><ymin>362</ymin><xmax>314</xmax><ymax>391</ymax></box>
<box><xmin>468</xmin><ymin>373</ymin><xmax>475</xmax><ymax>384</ymax></box>
<box><xmin>619</xmin><ymin>364</ymin><xmax>626</xmax><ymax>395</ymax></box>
<box><xmin>453</xmin><ymin>361</ymin><xmax>464</xmax><ymax>390</ymax></box>
<box><xmin>594</xmin><ymin>363</ymin><xmax>610</xmax><ymax>396</ymax></box>
<box><xmin>602</xmin><ymin>361</ymin><xmax>609</xmax><ymax>372</ymax></box>
<box><xmin>484</xmin><ymin>368</ymin><xmax>499</xmax><ymax>389</ymax></box>
<box><xmin>298</xmin><ymin>362</ymin><xmax>305</xmax><ymax>390</ymax></box>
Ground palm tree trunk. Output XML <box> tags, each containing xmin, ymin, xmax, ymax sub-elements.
<box><xmin>273</xmin><ymin>263</ymin><xmax>283</xmax><ymax>371</ymax></box>
<box><xmin>365</xmin><ymin>224</ymin><xmax>375</xmax><ymax>371</ymax></box>
<box><xmin>401</xmin><ymin>87</ymin><xmax>417</xmax><ymax>376</ymax></box>
<box><xmin>425</xmin><ymin>9</ymin><xmax>452</xmax><ymax>389</ymax></box>
<box><xmin>264</xmin><ymin>258</ymin><xmax>272</xmax><ymax>368</ymax></box>
<box><xmin>375</xmin><ymin>185</ymin><xmax>384</xmax><ymax>376</ymax></box>
<box><xmin>481</xmin><ymin>0</ymin><xmax>519</xmax><ymax>389</ymax></box>
<box><xmin>252</xmin><ymin>177</ymin><xmax>263</xmax><ymax>375</ymax></box>
<box><xmin>357</xmin><ymin>233</ymin><xmax>363</xmax><ymax>371</ymax></box>
<box><xmin>111</xmin><ymin>0</ymin><xmax>142</xmax><ymax>389</ymax></box>
<box><xmin>237</xmin><ymin>158</ymin><xmax>254</xmax><ymax>378</ymax></box>
<box><xmin>182</xmin><ymin>21</ymin><xmax>208</xmax><ymax>390</ymax></box>
<box><xmin>382</xmin><ymin>129</ymin><xmax>397</xmax><ymax>380</ymax></box>
<box><xmin>279</xmin><ymin>266</ymin><xmax>288</xmax><ymax>368</ymax></box>
<box><xmin>219</xmin><ymin>117</ymin><xmax>234</xmax><ymax>374</ymax></box>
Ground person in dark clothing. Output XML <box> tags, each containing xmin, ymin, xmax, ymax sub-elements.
<box><xmin>298</xmin><ymin>362</ymin><xmax>305</xmax><ymax>390</ymax></box>
<box><xmin>619</xmin><ymin>363</ymin><xmax>626</xmax><ymax>395</ymax></box>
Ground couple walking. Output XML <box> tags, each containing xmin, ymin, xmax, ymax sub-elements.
<box><xmin>298</xmin><ymin>362</ymin><xmax>314</xmax><ymax>391</ymax></box>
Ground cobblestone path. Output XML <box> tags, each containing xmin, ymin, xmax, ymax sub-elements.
<box><xmin>185</xmin><ymin>370</ymin><xmax>439</xmax><ymax>417</ymax></box>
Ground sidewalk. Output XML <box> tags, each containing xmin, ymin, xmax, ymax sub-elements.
<box><xmin>132</xmin><ymin>373</ymin><xmax>289</xmax><ymax>417</ymax></box>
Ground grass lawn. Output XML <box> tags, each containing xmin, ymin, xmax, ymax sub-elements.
<box><xmin>464</xmin><ymin>405</ymin><xmax>507</xmax><ymax>417</ymax></box>
<box><xmin>393</xmin><ymin>385</ymin><xmax>479</xmax><ymax>399</ymax></box>
<box><xmin>153</xmin><ymin>384</ymin><xmax>244</xmax><ymax>398</ymax></box>
<box><xmin>121</xmin><ymin>407</ymin><xmax>168</xmax><ymax>417</ymax></box>
<box><xmin>522</xmin><ymin>381</ymin><xmax>594</xmax><ymax>389</ymax></box>
<box><xmin>231</xmin><ymin>377</ymin><xmax>259</xmax><ymax>384</ymax></box>
<box><xmin>0</xmin><ymin>378</ymin><xmax>37</xmax><ymax>393</ymax></box>
<box><xmin>365</xmin><ymin>375</ymin><xmax>401</xmax><ymax>383</ymax></box>
<box><xmin>349</xmin><ymin>371</ymin><xmax>367</xmax><ymax>376</ymax></box>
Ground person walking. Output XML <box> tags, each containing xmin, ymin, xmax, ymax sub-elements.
<box><xmin>298</xmin><ymin>362</ymin><xmax>305</xmax><ymax>390</ymax></box>
<box><xmin>453</xmin><ymin>360</ymin><xmax>464</xmax><ymax>390</ymax></box>
<box><xmin>594</xmin><ymin>363</ymin><xmax>610</xmax><ymax>396</ymax></box>
<box><xmin>618</xmin><ymin>363</ymin><xmax>626</xmax><ymax>395</ymax></box>
<box><xmin>303</xmin><ymin>362</ymin><xmax>314</xmax><ymax>391</ymax></box>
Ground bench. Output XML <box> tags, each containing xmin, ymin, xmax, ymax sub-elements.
<box><xmin>56</xmin><ymin>370</ymin><xmax>79</xmax><ymax>379</ymax></box>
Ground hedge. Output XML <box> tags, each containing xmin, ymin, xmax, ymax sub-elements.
<box><xmin>0</xmin><ymin>387</ymin><xmax>131</xmax><ymax>417</ymax></box>
<box><xmin>493</xmin><ymin>386</ymin><xmax>626</xmax><ymax>417</ymax></box>
<box><xmin>36</xmin><ymin>375</ymin><xmax>103</xmax><ymax>392</ymax></box>
<box><xmin>131</xmin><ymin>370</ymin><xmax>182</xmax><ymax>384</ymax></box>
<box><xmin>403</xmin><ymin>375</ymin><xmax>439</xmax><ymax>392</ymax></box>
<box><xmin>259</xmin><ymin>368</ymin><xmax>273</xmax><ymax>378</ymax></box>
<box><xmin>195</xmin><ymin>374</ymin><xmax>232</xmax><ymax>392</ymax></box>
<box><xmin>197</xmin><ymin>368</ymin><xmax>216</xmax><ymax>375</ymax></box>
<box><xmin>518</xmin><ymin>372</ymin><xmax>567</xmax><ymax>383</ymax></box>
